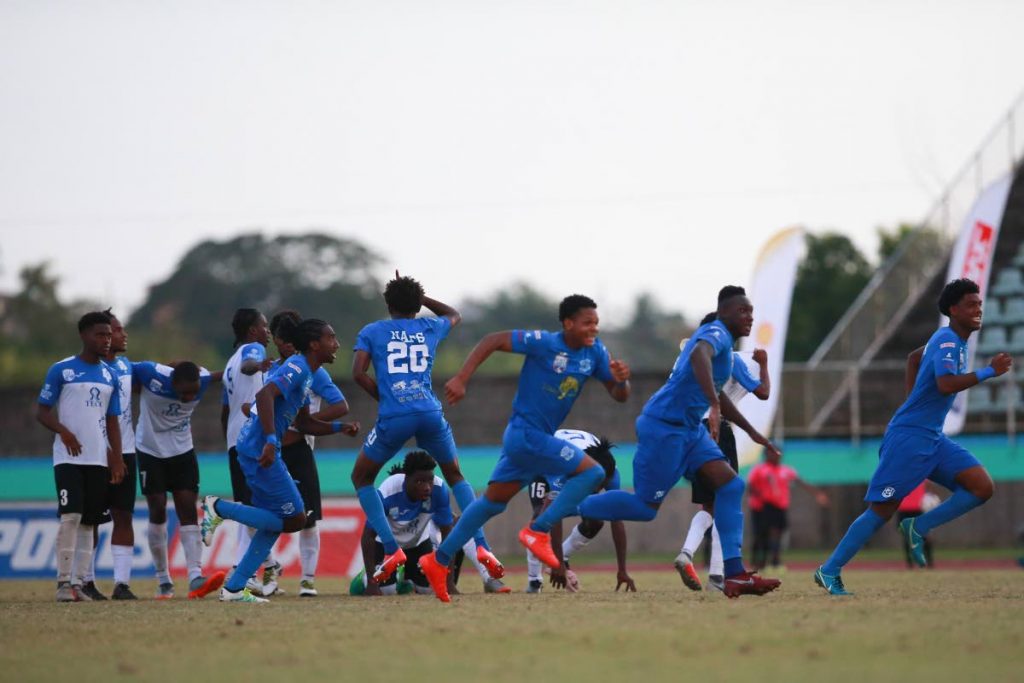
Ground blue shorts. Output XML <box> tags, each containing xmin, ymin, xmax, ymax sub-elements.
<box><xmin>362</xmin><ymin>411</ymin><xmax>457</xmax><ymax>465</ymax></box>
<box><xmin>866</xmin><ymin>428</ymin><xmax>981</xmax><ymax>503</ymax></box>
<box><xmin>632</xmin><ymin>414</ymin><xmax>726</xmax><ymax>504</ymax></box>
<box><xmin>488</xmin><ymin>423</ymin><xmax>586</xmax><ymax>487</ymax></box>
<box><xmin>237</xmin><ymin>449</ymin><xmax>305</xmax><ymax>519</ymax></box>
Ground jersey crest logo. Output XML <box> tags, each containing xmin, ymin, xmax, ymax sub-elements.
<box><xmin>164</xmin><ymin>403</ymin><xmax>182</xmax><ymax>417</ymax></box>
<box><xmin>559</xmin><ymin>446</ymin><xmax>575</xmax><ymax>461</ymax></box>
<box><xmin>85</xmin><ymin>387</ymin><xmax>103</xmax><ymax>407</ymax></box>
<box><xmin>553</xmin><ymin>353</ymin><xmax>569</xmax><ymax>374</ymax></box>
<box><xmin>62</xmin><ymin>369</ymin><xmax>76</xmax><ymax>382</ymax></box>
<box><xmin>149</xmin><ymin>379</ymin><xmax>162</xmax><ymax>393</ymax></box>
<box><xmin>882</xmin><ymin>486</ymin><xmax>896</xmax><ymax>499</ymax></box>
<box><xmin>557</xmin><ymin>376</ymin><xmax>580</xmax><ymax>400</ymax></box>
<box><xmin>579</xmin><ymin>358</ymin><xmax>593</xmax><ymax>374</ymax></box>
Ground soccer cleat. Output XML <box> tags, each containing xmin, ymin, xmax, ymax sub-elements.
<box><xmin>188</xmin><ymin>571</ymin><xmax>227</xmax><ymax>600</ymax></box>
<box><xmin>417</xmin><ymin>551</ymin><xmax>451</xmax><ymax>603</ymax></box>
<box><xmin>518</xmin><ymin>526</ymin><xmax>559</xmax><ymax>569</ymax></box>
<box><xmin>673</xmin><ymin>551</ymin><xmax>703</xmax><ymax>591</ymax></box>
<box><xmin>71</xmin><ymin>584</ymin><xmax>93</xmax><ymax>602</ymax></box>
<box><xmin>79</xmin><ymin>580</ymin><xmax>108</xmax><ymax>600</ymax></box>
<box><xmin>111</xmin><ymin>583</ymin><xmax>138</xmax><ymax>600</ymax></box>
<box><xmin>722</xmin><ymin>571</ymin><xmax>781</xmax><ymax>598</ymax></box>
<box><xmin>219</xmin><ymin>587</ymin><xmax>268</xmax><ymax>604</ymax></box>
<box><xmin>56</xmin><ymin>582</ymin><xmax>79</xmax><ymax>602</ymax></box>
<box><xmin>245</xmin><ymin>576</ymin><xmax>265</xmax><ymax>596</ymax></box>
<box><xmin>299</xmin><ymin>579</ymin><xmax>318</xmax><ymax>597</ymax></box>
<box><xmin>155</xmin><ymin>582</ymin><xmax>175</xmax><ymax>600</ymax></box>
<box><xmin>372</xmin><ymin>547</ymin><xmax>407</xmax><ymax>584</ymax></box>
<box><xmin>348</xmin><ymin>571</ymin><xmax>367</xmax><ymax>596</ymax></box>
<box><xmin>899</xmin><ymin>518</ymin><xmax>928</xmax><ymax>567</ymax></box>
<box><xmin>475</xmin><ymin>546</ymin><xmax>506</xmax><ymax>579</ymax></box>
<box><xmin>526</xmin><ymin>579</ymin><xmax>543</xmax><ymax>594</ymax></box>
<box><xmin>484</xmin><ymin>577</ymin><xmax>512</xmax><ymax>594</ymax></box>
<box><xmin>262</xmin><ymin>561</ymin><xmax>284</xmax><ymax>596</ymax></box>
<box><xmin>200</xmin><ymin>495</ymin><xmax>223</xmax><ymax>547</ymax></box>
<box><xmin>706</xmin><ymin>574</ymin><xmax>724</xmax><ymax>593</ymax></box>
<box><xmin>813</xmin><ymin>566</ymin><xmax>853</xmax><ymax>596</ymax></box>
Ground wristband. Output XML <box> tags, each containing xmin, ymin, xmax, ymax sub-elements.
<box><xmin>976</xmin><ymin>366</ymin><xmax>996</xmax><ymax>382</ymax></box>
<box><xmin>332</xmin><ymin>420</ymin><xmax>343</xmax><ymax>434</ymax></box>
<box><xmin>265</xmin><ymin>433</ymin><xmax>279</xmax><ymax>446</ymax></box>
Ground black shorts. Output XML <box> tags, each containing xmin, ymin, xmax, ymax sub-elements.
<box><xmin>107</xmin><ymin>452</ymin><xmax>138</xmax><ymax>512</ymax></box>
<box><xmin>691</xmin><ymin>421</ymin><xmax>738</xmax><ymax>505</ymax></box>
<box><xmin>138</xmin><ymin>450</ymin><xmax>199</xmax><ymax>495</ymax></box>
<box><xmin>528</xmin><ymin>475</ymin><xmax>550</xmax><ymax>517</ymax></box>
<box><xmin>281</xmin><ymin>440</ymin><xmax>321</xmax><ymax>527</ymax></box>
<box><xmin>54</xmin><ymin>464</ymin><xmax>110</xmax><ymax>525</ymax></box>
<box><xmin>754</xmin><ymin>503</ymin><xmax>789</xmax><ymax>533</ymax></box>
<box><xmin>228</xmin><ymin>447</ymin><xmax>252</xmax><ymax>505</ymax></box>
<box><xmin>373</xmin><ymin>539</ymin><xmax>432</xmax><ymax>588</ymax></box>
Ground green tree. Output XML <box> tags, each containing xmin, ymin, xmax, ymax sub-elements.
<box><xmin>785</xmin><ymin>232</ymin><xmax>872</xmax><ymax>362</ymax></box>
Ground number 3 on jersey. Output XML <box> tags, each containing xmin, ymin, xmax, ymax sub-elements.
<box><xmin>387</xmin><ymin>342</ymin><xmax>429</xmax><ymax>374</ymax></box>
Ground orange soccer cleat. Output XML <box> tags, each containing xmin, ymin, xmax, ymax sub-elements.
<box><xmin>418</xmin><ymin>552</ymin><xmax>451</xmax><ymax>603</ymax></box>
<box><xmin>476</xmin><ymin>546</ymin><xmax>505</xmax><ymax>579</ymax></box>
<box><xmin>188</xmin><ymin>570</ymin><xmax>227</xmax><ymax>600</ymax></box>
<box><xmin>518</xmin><ymin>526</ymin><xmax>559</xmax><ymax>569</ymax></box>
<box><xmin>372</xmin><ymin>547</ymin><xmax>407</xmax><ymax>584</ymax></box>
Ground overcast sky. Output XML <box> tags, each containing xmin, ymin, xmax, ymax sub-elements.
<box><xmin>1</xmin><ymin>0</ymin><xmax>1022</xmax><ymax>324</ymax></box>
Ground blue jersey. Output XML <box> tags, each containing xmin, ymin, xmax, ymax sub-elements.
<box><xmin>107</xmin><ymin>355</ymin><xmax>136</xmax><ymax>454</ymax></box>
<box><xmin>643</xmin><ymin>320</ymin><xmax>734</xmax><ymax>428</ymax></box>
<box><xmin>508</xmin><ymin>330</ymin><xmax>614</xmax><ymax>434</ymax></box>
<box><xmin>236</xmin><ymin>354</ymin><xmax>313</xmax><ymax>457</ymax></box>
<box><xmin>354</xmin><ymin>317</ymin><xmax>452</xmax><ymax>418</ymax></box>
<box><xmin>39</xmin><ymin>356</ymin><xmax>121</xmax><ymax>467</ymax></box>
<box><xmin>271</xmin><ymin>357</ymin><xmax>346</xmax><ymax>448</ymax></box>
<box><xmin>887</xmin><ymin>327</ymin><xmax>967</xmax><ymax>435</ymax></box>
<box><xmin>376</xmin><ymin>472</ymin><xmax>454</xmax><ymax>548</ymax></box>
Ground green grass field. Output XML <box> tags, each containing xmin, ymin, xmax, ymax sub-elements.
<box><xmin>1</xmin><ymin>569</ymin><xmax>1021</xmax><ymax>683</ymax></box>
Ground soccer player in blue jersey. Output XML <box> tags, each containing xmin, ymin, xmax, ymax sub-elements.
<box><xmin>221</xmin><ymin>308</ymin><xmax>273</xmax><ymax>569</ymax></box>
<box><xmin>578</xmin><ymin>286</ymin><xmax>782</xmax><ymax>598</ymax></box>
<box><xmin>133</xmin><ymin>359</ymin><xmax>225</xmax><ymax>600</ymax></box>
<box><xmin>36</xmin><ymin>312</ymin><xmax>125</xmax><ymax>602</ymax></box>
<box><xmin>200</xmin><ymin>317</ymin><xmax>360</xmax><ymax>603</ymax></box>
<box><xmin>350</xmin><ymin>274</ymin><xmax>504</xmax><ymax>586</ymax></box>
<box><xmin>418</xmin><ymin>294</ymin><xmax>632</xmax><ymax>602</ymax></box>
<box><xmin>815</xmin><ymin>278</ymin><xmax>1013</xmax><ymax>595</ymax></box>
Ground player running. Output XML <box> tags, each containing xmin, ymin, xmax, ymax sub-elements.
<box><xmin>350</xmin><ymin>274</ymin><xmax>503</xmax><ymax>586</ymax></box>
<box><xmin>201</xmin><ymin>317</ymin><xmax>359</xmax><ymax>603</ymax></box>
<box><xmin>36</xmin><ymin>312</ymin><xmax>125</xmax><ymax>602</ymax></box>
<box><xmin>814</xmin><ymin>278</ymin><xmax>1011</xmax><ymax>595</ymax></box>
<box><xmin>579</xmin><ymin>286</ymin><xmax>782</xmax><ymax>598</ymax></box>
<box><xmin>418</xmin><ymin>294</ymin><xmax>632</xmax><ymax>602</ymax></box>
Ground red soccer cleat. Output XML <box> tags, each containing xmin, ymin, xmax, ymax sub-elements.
<box><xmin>723</xmin><ymin>571</ymin><xmax>781</xmax><ymax>598</ymax></box>
<box><xmin>418</xmin><ymin>552</ymin><xmax>451</xmax><ymax>603</ymax></box>
<box><xmin>372</xmin><ymin>547</ymin><xmax>407</xmax><ymax>584</ymax></box>
<box><xmin>188</xmin><ymin>570</ymin><xmax>227</xmax><ymax>600</ymax></box>
<box><xmin>518</xmin><ymin>526</ymin><xmax>559</xmax><ymax>569</ymax></box>
<box><xmin>476</xmin><ymin>545</ymin><xmax>505</xmax><ymax>579</ymax></box>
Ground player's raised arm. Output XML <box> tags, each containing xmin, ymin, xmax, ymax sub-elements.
<box><xmin>421</xmin><ymin>294</ymin><xmax>461</xmax><ymax>328</ymax></box>
<box><xmin>444</xmin><ymin>331</ymin><xmax>514</xmax><ymax>405</ymax></box>
<box><xmin>690</xmin><ymin>340</ymin><xmax>721</xmax><ymax>441</ymax></box>
<box><xmin>905</xmin><ymin>346</ymin><xmax>925</xmax><ymax>395</ymax></box>
<box><xmin>934</xmin><ymin>352</ymin><xmax>1013</xmax><ymax>395</ymax></box>
<box><xmin>603</xmin><ymin>353</ymin><xmax>631</xmax><ymax>403</ymax></box>
<box><xmin>751</xmin><ymin>349</ymin><xmax>771</xmax><ymax>400</ymax></box>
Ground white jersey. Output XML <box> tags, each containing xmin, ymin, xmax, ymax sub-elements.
<box><xmin>377</xmin><ymin>473</ymin><xmax>453</xmax><ymax>549</ymax></box>
<box><xmin>223</xmin><ymin>342</ymin><xmax>267</xmax><ymax>449</ymax></box>
<box><xmin>107</xmin><ymin>356</ymin><xmax>136</xmax><ymax>454</ymax></box>
<box><xmin>134</xmin><ymin>362</ymin><xmax>214</xmax><ymax>457</ymax></box>
<box><xmin>553</xmin><ymin>428</ymin><xmax>599</xmax><ymax>451</ymax></box>
<box><xmin>39</xmin><ymin>356</ymin><xmax>121</xmax><ymax>467</ymax></box>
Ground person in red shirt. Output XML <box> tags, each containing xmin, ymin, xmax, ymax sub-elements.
<box><xmin>896</xmin><ymin>482</ymin><xmax>938</xmax><ymax>568</ymax></box>
<box><xmin>747</xmin><ymin>450</ymin><xmax>828</xmax><ymax>569</ymax></box>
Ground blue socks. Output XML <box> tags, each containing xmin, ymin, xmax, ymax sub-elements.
<box><xmin>712</xmin><ymin>477</ymin><xmax>746</xmax><ymax>577</ymax></box>
<box><xmin>214</xmin><ymin>499</ymin><xmax>283</xmax><ymax>533</ymax></box>
<box><xmin>451</xmin><ymin>479</ymin><xmax>490</xmax><ymax>551</ymax></box>
<box><xmin>578</xmin><ymin>490</ymin><xmax>658</xmax><ymax>522</ymax></box>
<box><xmin>356</xmin><ymin>485</ymin><xmax>398</xmax><ymax>554</ymax></box>
<box><xmin>225</xmin><ymin>528</ymin><xmax>279</xmax><ymax>592</ymax></box>
<box><xmin>914</xmin><ymin>487</ymin><xmax>984</xmax><ymax>535</ymax></box>
<box><xmin>822</xmin><ymin>508</ymin><xmax>886</xmax><ymax>574</ymax></box>
<box><xmin>436</xmin><ymin>497</ymin><xmax>507</xmax><ymax>565</ymax></box>
<box><xmin>532</xmin><ymin>466</ymin><xmax>605</xmax><ymax>532</ymax></box>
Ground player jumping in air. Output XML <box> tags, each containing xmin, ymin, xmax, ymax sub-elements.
<box><xmin>579</xmin><ymin>286</ymin><xmax>782</xmax><ymax>598</ymax></box>
<box><xmin>814</xmin><ymin>278</ymin><xmax>1012</xmax><ymax>595</ymax></box>
<box><xmin>418</xmin><ymin>294</ymin><xmax>632</xmax><ymax>602</ymax></box>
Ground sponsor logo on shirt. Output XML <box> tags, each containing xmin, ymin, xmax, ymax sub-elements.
<box><xmin>85</xmin><ymin>387</ymin><xmax>103</xmax><ymax>408</ymax></box>
<box><xmin>557</xmin><ymin>376</ymin><xmax>580</xmax><ymax>400</ymax></box>
<box><xmin>940</xmin><ymin>342</ymin><xmax>956</xmax><ymax>349</ymax></box>
<box><xmin>164</xmin><ymin>402</ymin><xmax>182</xmax><ymax>417</ymax></box>
<box><xmin>553</xmin><ymin>353</ymin><xmax>568</xmax><ymax>374</ymax></box>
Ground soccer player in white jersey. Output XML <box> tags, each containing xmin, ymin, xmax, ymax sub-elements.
<box><xmin>674</xmin><ymin>311</ymin><xmax>770</xmax><ymax>592</ymax></box>
<box><xmin>135</xmin><ymin>360</ymin><xmax>225</xmax><ymax>599</ymax></box>
<box><xmin>220</xmin><ymin>309</ymin><xmax>272</xmax><ymax>572</ymax></box>
<box><xmin>36</xmin><ymin>312</ymin><xmax>125</xmax><ymax>602</ymax></box>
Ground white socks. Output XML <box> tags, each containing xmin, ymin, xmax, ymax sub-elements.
<box><xmin>562</xmin><ymin>525</ymin><xmax>591</xmax><ymax>563</ymax></box>
<box><xmin>179</xmin><ymin>525</ymin><xmax>203</xmax><ymax>582</ymax></box>
<box><xmin>112</xmin><ymin>545</ymin><xmax>133</xmax><ymax>585</ymax></box>
<box><xmin>148</xmin><ymin>522</ymin><xmax>170</xmax><ymax>584</ymax></box>
<box><xmin>682</xmin><ymin>509</ymin><xmax>713</xmax><ymax>557</ymax></box>
<box><xmin>299</xmin><ymin>526</ymin><xmax>320</xmax><ymax>581</ymax></box>
<box><xmin>526</xmin><ymin>549</ymin><xmax>543</xmax><ymax>582</ymax></box>
<box><xmin>73</xmin><ymin>524</ymin><xmax>94</xmax><ymax>585</ymax></box>
<box><xmin>709</xmin><ymin>525</ymin><xmax>723</xmax><ymax>577</ymax></box>
<box><xmin>56</xmin><ymin>513</ymin><xmax>81</xmax><ymax>583</ymax></box>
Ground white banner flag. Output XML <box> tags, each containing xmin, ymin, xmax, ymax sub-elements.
<box><xmin>735</xmin><ymin>227</ymin><xmax>804</xmax><ymax>467</ymax></box>
<box><xmin>942</xmin><ymin>173</ymin><xmax>1012</xmax><ymax>435</ymax></box>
